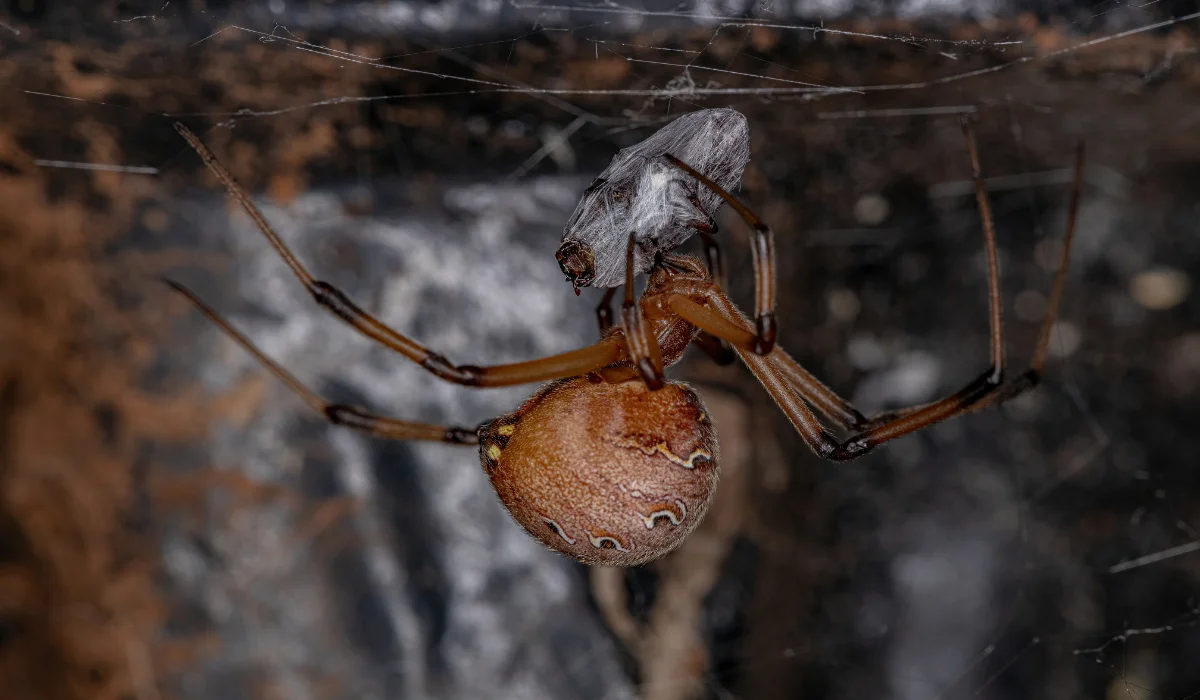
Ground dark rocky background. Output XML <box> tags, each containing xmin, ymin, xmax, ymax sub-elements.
<box><xmin>1</xmin><ymin>1</ymin><xmax>1198</xmax><ymax>699</ymax></box>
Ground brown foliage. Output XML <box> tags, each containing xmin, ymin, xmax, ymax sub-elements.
<box><xmin>0</xmin><ymin>129</ymin><xmax>163</xmax><ymax>700</ymax></box>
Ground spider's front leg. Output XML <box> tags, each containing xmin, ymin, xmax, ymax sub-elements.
<box><xmin>664</xmin><ymin>153</ymin><xmax>777</xmax><ymax>355</ymax></box>
<box><xmin>174</xmin><ymin>122</ymin><xmax>627</xmax><ymax>389</ymax></box>
<box><xmin>681</xmin><ymin>194</ymin><xmax>736</xmax><ymax>366</ymax></box>
<box><xmin>620</xmin><ymin>230</ymin><xmax>666</xmax><ymax>390</ymax></box>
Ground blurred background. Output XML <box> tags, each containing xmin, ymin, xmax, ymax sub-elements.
<box><xmin>1</xmin><ymin>1</ymin><xmax>1198</xmax><ymax>698</ymax></box>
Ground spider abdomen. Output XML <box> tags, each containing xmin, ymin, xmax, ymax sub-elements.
<box><xmin>479</xmin><ymin>374</ymin><xmax>719</xmax><ymax>566</ymax></box>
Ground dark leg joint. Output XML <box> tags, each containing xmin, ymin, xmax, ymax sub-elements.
<box><xmin>309</xmin><ymin>280</ymin><xmax>363</xmax><ymax>324</ymax></box>
<box><xmin>953</xmin><ymin>367</ymin><xmax>1007</xmax><ymax>410</ymax></box>
<box><xmin>421</xmin><ymin>353</ymin><xmax>481</xmax><ymax>385</ymax></box>
<box><xmin>980</xmin><ymin>366</ymin><xmax>1006</xmax><ymax>389</ymax></box>
<box><xmin>995</xmin><ymin>370</ymin><xmax>1040</xmax><ymax>403</ymax></box>
<box><xmin>818</xmin><ymin>435</ymin><xmax>875</xmax><ymax>462</ymax></box>
<box><xmin>444</xmin><ymin>426</ymin><xmax>480</xmax><ymax>445</ymax></box>
<box><xmin>753</xmin><ymin>313</ymin><xmax>777</xmax><ymax>355</ymax></box>
<box><xmin>635</xmin><ymin>358</ymin><xmax>665</xmax><ymax>391</ymax></box>
<box><xmin>325</xmin><ymin>404</ymin><xmax>373</xmax><ymax>429</ymax></box>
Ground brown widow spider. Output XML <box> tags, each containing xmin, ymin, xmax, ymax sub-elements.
<box><xmin>167</xmin><ymin>117</ymin><xmax>1083</xmax><ymax>567</ymax></box>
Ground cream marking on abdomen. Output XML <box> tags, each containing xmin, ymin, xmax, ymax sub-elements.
<box><xmin>638</xmin><ymin>499</ymin><xmax>688</xmax><ymax>529</ymax></box>
<box><xmin>612</xmin><ymin>437</ymin><xmax>712</xmax><ymax>469</ymax></box>
<box><xmin>588</xmin><ymin>532</ymin><xmax>631</xmax><ymax>552</ymax></box>
<box><xmin>542</xmin><ymin>517</ymin><xmax>576</xmax><ymax>545</ymax></box>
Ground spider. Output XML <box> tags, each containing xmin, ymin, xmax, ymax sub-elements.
<box><xmin>167</xmin><ymin>117</ymin><xmax>1084</xmax><ymax>567</ymax></box>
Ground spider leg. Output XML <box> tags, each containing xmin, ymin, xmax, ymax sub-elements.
<box><xmin>695</xmin><ymin>289</ymin><xmax>983</xmax><ymax>460</ymax></box>
<box><xmin>697</xmin><ymin>226</ymin><xmax>723</xmax><ymax>284</ymax></box>
<box><xmin>674</xmin><ymin>125</ymin><xmax>1084</xmax><ymax>460</ymax></box>
<box><xmin>806</xmin><ymin>126</ymin><xmax>1084</xmax><ymax>455</ymax></box>
<box><xmin>683</xmin><ymin>197</ymin><xmax>725</xmax><ymax>286</ymax></box>
<box><xmin>621</xmin><ymin>230</ymin><xmax>666</xmax><ymax>390</ymax></box>
<box><xmin>669</xmin><ymin>290</ymin><xmax>866</xmax><ymax>432</ymax></box>
<box><xmin>768</xmin><ymin>348</ymin><xmax>868</xmax><ymax>430</ymax></box>
<box><xmin>664</xmin><ymin>153</ymin><xmax>776</xmax><ymax>356</ymax></box>
<box><xmin>685</xmin><ymin>210</ymin><xmax>736</xmax><ymax>366</ymax></box>
<box><xmin>948</xmin><ymin>140</ymin><xmax>1086</xmax><ymax>414</ymax></box>
<box><xmin>164</xmin><ymin>280</ymin><xmax>479</xmax><ymax>445</ymax></box>
<box><xmin>174</xmin><ymin>122</ymin><xmax>622</xmax><ymax>388</ymax></box>
<box><xmin>784</xmin><ymin>136</ymin><xmax>1084</xmax><ymax>433</ymax></box>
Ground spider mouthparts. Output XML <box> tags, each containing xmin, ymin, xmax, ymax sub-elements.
<box><xmin>574</xmin><ymin>286</ymin><xmax>581</xmax><ymax>297</ymax></box>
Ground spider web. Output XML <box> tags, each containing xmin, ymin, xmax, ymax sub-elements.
<box><xmin>4</xmin><ymin>1</ymin><xmax>1200</xmax><ymax>699</ymax></box>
